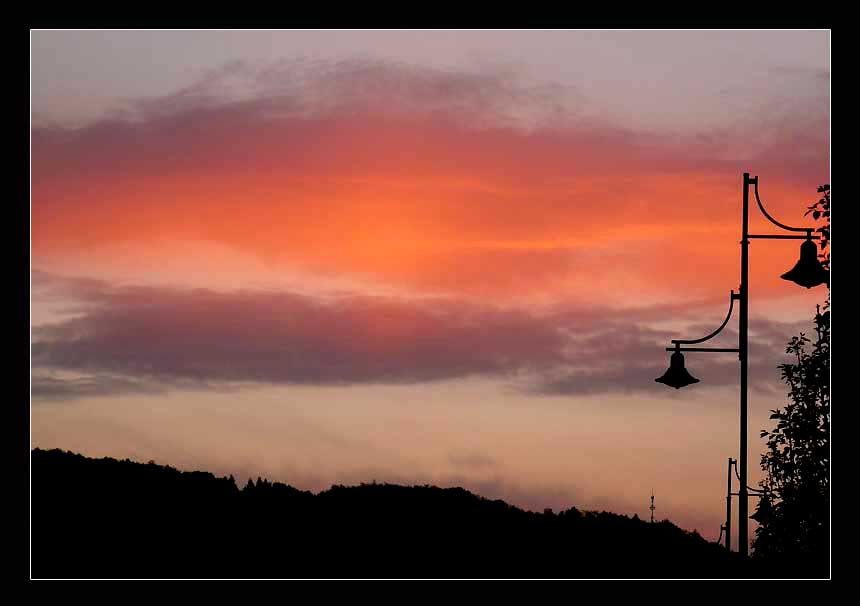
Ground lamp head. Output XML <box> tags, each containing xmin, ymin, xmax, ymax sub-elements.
<box><xmin>750</xmin><ymin>492</ymin><xmax>773</xmax><ymax>524</ymax></box>
<box><xmin>655</xmin><ymin>350</ymin><xmax>700</xmax><ymax>389</ymax></box>
<box><xmin>780</xmin><ymin>238</ymin><xmax>829</xmax><ymax>289</ymax></box>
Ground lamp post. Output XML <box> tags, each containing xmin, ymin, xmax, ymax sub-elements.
<box><xmin>655</xmin><ymin>172</ymin><xmax>828</xmax><ymax>559</ymax></box>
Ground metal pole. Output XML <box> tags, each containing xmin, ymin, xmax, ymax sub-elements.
<box><xmin>739</xmin><ymin>173</ymin><xmax>752</xmax><ymax>558</ymax></box>
<box><xmin>725</xmin><ymin>457</ymin><xmax>733</xmax><ymax>551</ymax></box>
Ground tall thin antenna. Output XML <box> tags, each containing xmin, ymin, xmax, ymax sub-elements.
<box><xmin>650</xmin><ymin>490</ymin><xmax>655</xmax><ymax>524</ymax></box>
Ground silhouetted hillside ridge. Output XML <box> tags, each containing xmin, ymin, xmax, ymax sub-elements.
<box><xmin>32</xmin><ymin>448</ymin><xmax>762</xmax><ymax>578</ymax></box>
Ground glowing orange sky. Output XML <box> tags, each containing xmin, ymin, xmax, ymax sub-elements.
<box><xmin>31</xmin><ymin>110</ymin><xmax>825</xmax><ymax>303</ymax></box>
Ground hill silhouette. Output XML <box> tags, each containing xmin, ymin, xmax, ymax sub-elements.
<box><xmin>32</xmin><ymin>448</ymin><xmax>771</xmax><ymax>578</ymax></box>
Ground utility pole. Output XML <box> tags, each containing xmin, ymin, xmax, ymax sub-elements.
<box><xmin>650</xmin><ymin>490</ymin><xmax>655</xmax><ymax>524</ymax></box>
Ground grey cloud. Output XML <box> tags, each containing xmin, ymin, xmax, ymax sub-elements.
<box><xmin>31</xmin><ymin>58</ymin><xmax>828</xmax><ymax>189</ymax></box>
<box><xmin>31</xmin><ymin>272</ymin><xmax>813</xmax><ymax>400</ymax></box>
<box><xmin>31</xmin><ymin>371</ymin><xmax>168</xmax><ymax>401</ymax></box>
<box><xmin>32</xmin><ymin>275</ymin><xmax>567</xmax><ymax>394</ymax></box>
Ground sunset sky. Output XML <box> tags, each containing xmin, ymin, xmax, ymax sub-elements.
<box><xmin>30</xmin><ymin>30</ymin><xmax>830</xmax><ymax>544</ymax></box>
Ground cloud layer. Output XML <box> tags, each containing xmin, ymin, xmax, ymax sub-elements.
<box><xmin>32</xmin><ymin>272</ymin><xmax>810</xmax><ymax>400</ymax></box>
<box><xmin>32</xmin><ymin>59</ymin><xmax>829</xmax><ymax>301</ymax></box>
<box><xmin>31</xmin><ymin>59</ymin><xmax>827</xmax><ymax>398</ymax></box>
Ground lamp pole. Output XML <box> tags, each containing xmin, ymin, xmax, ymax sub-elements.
<box><xmin>655</xmin><ymin>171</ymin><xmax>827</xmax><ymax>560</ymax></box>
<box><xmin>739</xmin><ymin>172</ymin><xmax>752</xmax><ymax>558</ymax></box>
<box><xmin>725</xmin><ymin>457</ymin><xmax>735</xmax><ymax>552</ymax></box>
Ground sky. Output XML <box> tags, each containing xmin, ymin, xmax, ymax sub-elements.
<box><xmin>30</xmin><ymin>29</ymin><xmax>830</xmax><ymax>545</ymax></box>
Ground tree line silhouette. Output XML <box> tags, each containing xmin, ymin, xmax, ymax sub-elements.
<box><xmin>31</xmin><ymin>448</ymin><xmax>789</xmax><ymax>579</ymax></box>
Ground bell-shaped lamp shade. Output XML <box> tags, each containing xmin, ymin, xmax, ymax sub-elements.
<box><xmin>780</xmin><ymin>238</ymin><xmax>829</xmax><ymax>289</ymax></box>
<box><xmin>655</xmin><ymin>351</ymin><xmax>700</xmax><ymax>389</ymax></box>
<box><xmin>750</xmin><ymin>492</ymin><xmax>773</xmax><ymax>524</ymax></box>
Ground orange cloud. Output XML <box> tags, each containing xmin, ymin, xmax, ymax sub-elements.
<box><xmin>31</xmin><ymin>61</ymin><xmax>828</xmax><ymax>303</ymax></box>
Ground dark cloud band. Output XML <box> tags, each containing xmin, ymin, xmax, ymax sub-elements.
<box><xmin>32</xmin><ymin>273</ymin><xmax>809</xmax><ymax>400</ymax></box>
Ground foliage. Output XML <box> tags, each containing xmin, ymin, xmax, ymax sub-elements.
<box><xmin>804</xmin><ymin>183</ymin><xmax>830</xmax><ymax>271</ymax></box>
<box><xmin>751</xmin><ymin>184</ymin><xmax>830</xmax><ymax>574</ymax></box>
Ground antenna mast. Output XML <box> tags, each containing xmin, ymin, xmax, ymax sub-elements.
<box><xmin>650</xmin><ymin>490</ymin><xmax>655</xmax><ymax>524</ymax></box>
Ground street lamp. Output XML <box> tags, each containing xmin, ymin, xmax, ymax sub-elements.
<box><xmin>654</xmin><ymin>172</ymin><xmax>828</xmax><ymax>559</ymax></box>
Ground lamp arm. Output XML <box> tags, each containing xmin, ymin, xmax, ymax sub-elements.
<box><xmin>753</xmin><ymin>178</ymin><xmax>813</xmax><ymax>234</ymax></box>
<box><xmin>731</xmin><ymin>461</ymin><xmax>766</xmax><ymax>494</ymax></box>
<box><xmin>671</xmin><ymin>291</ymin><xmax>736</xmax><ymax>345</ymax></box>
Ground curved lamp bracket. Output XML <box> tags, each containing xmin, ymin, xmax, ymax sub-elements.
<box><xmin>672</xmin><ymin>291</ymin><xmax>737</xmax><ymax>345</ymax></box>
<box><xmin>754</xmin><ymin>177</ymin><xmax>812</xmax><ymax>234</ymax></box>
<box><xmin>732</xmin><ymin>462</ymin><xmax>767</xmax><ymax>495</ymax></box>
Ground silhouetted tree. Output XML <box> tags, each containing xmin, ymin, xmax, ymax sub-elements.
<box><xmin>752</xmin><ymin>184</ymin><xmax>830</xmax><ymax>575</ymax></box>
<box><xmin>806</xmin><ymin>184</ymin><xmax>830</xmax><ymax>272</ymax></box>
